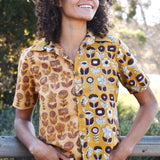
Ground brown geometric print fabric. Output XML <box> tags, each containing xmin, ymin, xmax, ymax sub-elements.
<box><xmin>13</xmin><ymin>44</ymin><xmax>82</xmax><ymax>159</ymax></box>
<box><xmin>13</xmin><ymin>31</ymin><xmax>150</xmax><ymax>160</ymax></box>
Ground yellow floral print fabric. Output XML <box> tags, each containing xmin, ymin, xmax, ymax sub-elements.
<box><xmin>13</xmin><ymin>31</ymin><xmax>150</xmax><ymax>160</ymax></box>
<box><xmin>74</xmin><ymin>31</ymin><xmax>150</xmax><ymax>160</ymax></box>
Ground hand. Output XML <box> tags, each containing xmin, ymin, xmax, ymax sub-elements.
<box><xmin>29</xmin><ymin>138</ymin><xmax>73</xmax><ymax>160</ymax></box>
<box><xmin>109</xmin><ymin>141</ymin><xmax>133</xmax><ymax>160</ymax></box>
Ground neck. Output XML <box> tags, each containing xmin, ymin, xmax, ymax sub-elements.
<box><xmin>60</xmin><ymin>17</ymin><xmax>87</xmax><ymax>54</ymax></box>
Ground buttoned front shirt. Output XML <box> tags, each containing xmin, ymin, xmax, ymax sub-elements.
<box><xmin>13</xmin><ymin>31</ymin><xmax>150</xmax><ymax>160</ymax></box>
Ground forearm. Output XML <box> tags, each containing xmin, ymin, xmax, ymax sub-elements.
<box><xmin>14</xmin><ymin>118</ymin><xmax>70</xmax><ymax>160</ymax></box>
<box><xmin>14</xmin><ymin>117</ymin><xmax>38</xmax><ymax>151</ymax></box>
<box><xmin>122</xmin><ymin>102</ymin><xmax>158</xmax><ymax>150</ymax></box>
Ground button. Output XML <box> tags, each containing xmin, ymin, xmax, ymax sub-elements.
<box><xmin>79</xmin><ymin>114</ymin><xmax>84</xmax><ymax>118</ymax></box>
<box><xmin>75</xmin><ymin>90</ymin><xmax>83</xmax><ymax>97</ymax></box>
<box><xmin>76</xmin><ymin>92</ymin><xmax>81</xmax><ymax>97</ymax></box>
<box><xmin>74</xmin><ymin>72</ymin><xmax>79</xmax><ymax>76</ymax></box>
<box><xmin>81</xmin><ymin>135</ymin><xmax>85</xmax><ymax>139</ymax></box>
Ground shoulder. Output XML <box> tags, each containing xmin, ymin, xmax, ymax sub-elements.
<box><xmin>19</xmin><ymin>39</ymin><xmax>46</xmax><ymax>60</ymax></box>
<box><xmin>30</xmin><ymin>38</ymin><xmax>46</xmax><ymax>51</ymax></box>
<box><xmin>20</xmin><ymin>47</ymin><xmax>33</xmax><ymax>61</ymax></box>
<box><xmin>100</xmin><ymin>35</ymin><xmax>130</xmax><ymax>53</ymax></box>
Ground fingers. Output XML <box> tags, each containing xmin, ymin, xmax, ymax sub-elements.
<box><xmin>57</xmin><ymin>151</ymin><xmax>74</xmax><ymax>160</ymax></box>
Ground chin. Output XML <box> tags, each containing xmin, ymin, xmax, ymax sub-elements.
<box><xmin>80</xmin><ymin>15</ymin><xmax>94</xmax><ymax>21</ymax></box>
<box><xmin>85</xmin><ymin>17</ymin><xmax>94</xmax><ymax>21</ymax></box>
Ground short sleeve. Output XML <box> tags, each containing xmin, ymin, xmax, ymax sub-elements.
<box><xmin>117</xmin><ymin>39</ymin><xmax>150</xmax><ymax>94</ymax></box>
<box><xmin>12</xmin><ymin>48</ymin><xmax>38</xmax><ymax>109</ymax></box>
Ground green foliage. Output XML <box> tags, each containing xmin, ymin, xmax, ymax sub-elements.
<box><xmin>119</xmin><ymin>29</ymin><xmax>147</xmax><ymax>46</ymax></box>
<box><xmin>113</xmin><ymin>0</ymin><xmax>137</xmax><ymax>21</ymax></box>
<box><xmin>117</xmin><ymin>102</ymin><xmax>135</xmax><ymax>135</ymax></box>
<box><xmin>0</xmin><ymin>101</ymin><xmax>15</xmax><ymax>136</ymax></box>
<box><xmin>145</xmin><ymin>111</ymin><xmax>160</xmax><ymax>136</ymax></box>
<box><xmin>0</xmin><ymin>0</ymin><xmax>36</xmax><ymax>47</ymax></box>
<box><xmin>0</xmin><ymin>0</ymin><xmax>37</xmax><ymax>105</ymax></box>
<box><xmin>136</xmin><ymin>30</ymin><xmax>148</xmax><ymax>45</ymax></box>
<box><xmin>0</xmin><ymin>101</ymin><xmax>39</xmax><ymax>136</ymax></box>
<box><xmin>118</xmin><ymin>102</ymin><xmax>160</xmax><ymax>136</ymax></box>
<box><xmin>127</xmin><ymin>0</ymin><xmax>137</xmax><ymax>22</ymax></box>
<box><xmin>112</xmin><ymin>0</ymin><xmax>124</xmax><ymax>20</ymax></box>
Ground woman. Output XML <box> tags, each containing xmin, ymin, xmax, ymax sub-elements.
<box><xmin>13</xmin><ymin>0</ymin><xmax>158</xmax><ymax>160</ymax></box>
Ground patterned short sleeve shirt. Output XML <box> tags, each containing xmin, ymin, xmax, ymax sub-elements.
<box><xmin>13</xmin><ymin>31</ymin><xmax>150</xmax><ymax>160</ymax></box>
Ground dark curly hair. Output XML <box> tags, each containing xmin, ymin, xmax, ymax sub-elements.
<box><xmin>34</xmin><ymin>0</ymin><xmax>112</xmax><ymax>43</ymax></box>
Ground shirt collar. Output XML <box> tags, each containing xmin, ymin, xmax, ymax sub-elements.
<box><xmin>31</xmin><ymin>39</ymin><xmax>73</xmax><ymax>63</ymax></box>
<box><xmin>81</xmin><ymin>30</ymin><xmax>112</xmax><ymax>46</ymax></box>
<box><xmin>30</xmin><ymin>30</ymin><xmax>112</xmax><ymax>62</ymax></box>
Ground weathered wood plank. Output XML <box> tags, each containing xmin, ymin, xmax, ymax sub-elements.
<box><xmin>0</xmin><ymin>136</ymin><xmax>160</xmax><ymax>158</ymax></box>
<box><xmin>121</xmin><ymin>136</ymin><xmax>160</xmax><ymax>157</ymax></box>
<box><xmin>0</xmin><ymin>136</ymin><xmax>33</xmax><ymax>158</ymax></box>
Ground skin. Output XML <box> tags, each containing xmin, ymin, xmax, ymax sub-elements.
<box><xmin>14</xmin><ymin>0</ymin><xmax>158</xmax><ymax>160</ymax></box>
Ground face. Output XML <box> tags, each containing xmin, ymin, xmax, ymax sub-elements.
<box><xmin>59</xmin><ymin>0</ymin><xmax>99</xmax><ymax>21</ymax></box>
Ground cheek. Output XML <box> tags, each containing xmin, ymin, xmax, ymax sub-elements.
<box><xmin>95</xmin><ymin>0</ymin><xmax>100</xmax><ymax>11</ymax></box>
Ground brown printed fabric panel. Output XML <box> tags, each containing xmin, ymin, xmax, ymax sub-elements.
<box><xmin>13</xmin><ymin>48</ymin><xmax>82</xmax><ymax>159</ymax></box>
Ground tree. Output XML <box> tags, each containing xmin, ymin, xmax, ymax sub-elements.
<box><xmin>112</xmin><ymin>0</ymin><xmax>160</xmax><ymax>74</ymax></box>
<box><xmin>0</xmin><ymin>0</ymin><xmax>37</xmax><ymax>105</ymax></box>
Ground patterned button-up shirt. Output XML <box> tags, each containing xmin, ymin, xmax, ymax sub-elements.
<box><xmin>13</xmin><ymin>31</ymin><xmax>150</xmax><ymax>160</ymax></box>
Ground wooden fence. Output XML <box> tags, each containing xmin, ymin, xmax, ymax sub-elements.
<box><xmin>0</xmin><ymin>136</ymin><xmax>160</xmax><ymax>158</ymax></box>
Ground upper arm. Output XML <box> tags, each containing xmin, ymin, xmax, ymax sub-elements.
<box><xmin>15</xmin><ymin>107</ymin><xmax>35</xmax><ymax>121</ymax></box>
<box><xmin>117</xmin><ymin>39</ymin><xmax>150</xmax><ymax>94</ymax></box>
<box><xmin>12</xmin><ymin>49</ymin><xmax>38</xmax><ymax>111</ymax></box>
<box><xmin>133</xmin><ymin>87</ymin><xmax>158</xmax><ymax>107</ymax></box>
<box><xmin>14</xmin><ymin>108</ymin><xmax>36</xmax><ymax>141</ymax></box>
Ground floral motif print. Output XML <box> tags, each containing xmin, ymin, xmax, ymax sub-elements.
<box><xmin>74</xmin><ymin>31</ymin><xmax>150</xmax><ymax>160</ymax></box>
<box><xmin>67</xmin><ymin>121</ymin><xmax>79</xmax><ymax>139</ymax></box>
<box><xmin>55</xmin><ymin>123</ymin><xmax>65</xmax><ymax>133</ymax></box>
<box><xmin>61</xmin><ymin>71</ymin><xmax>71</xmax><ymax>82</ymax></box>
<box><xmin>13</xmin><ymin>42</ymin><xmax>81</xmax><ymax>159</ymax></box>
<box><xmin>13</xmin><ymin>31</ymin><xmax>150</xmax><ymax>160</ymax></box>
<box><xmin>102</xmin><ymin>125</ymin><xmax>112</xmax><ymax>137</ymax></box>
<box><xmin>49</xmin><ymin>73</ymin><xmax>59</xmax><ymax>83</ymax></box>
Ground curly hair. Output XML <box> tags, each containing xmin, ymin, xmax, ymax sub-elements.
<box><xmin>35</xmin><ymin>0</ymin><xmax>112</xmax><ymax>43</ymax></box>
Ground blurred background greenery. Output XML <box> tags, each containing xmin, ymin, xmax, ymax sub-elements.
<box><xmin>0</xmin><ymin>0</ymin><xmax>160</xmax><ymax>159</ymax></box>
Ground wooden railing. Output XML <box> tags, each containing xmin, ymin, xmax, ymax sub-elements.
<box><xmin>0</xmin><ymin>136</ymin><xmax>160</xmax><ymax>158</ymax></box>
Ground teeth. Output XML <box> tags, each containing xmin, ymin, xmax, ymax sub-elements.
<box><xmin>79</xmin><ymin>5</ymin><xmax>92</xmax><ymax>9</ymax></box>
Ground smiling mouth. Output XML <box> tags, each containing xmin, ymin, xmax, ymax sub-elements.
<box><xmin>78</xmin><ymin>5</ymin><xmax>93</xmax><ymax>9</ymax></box>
